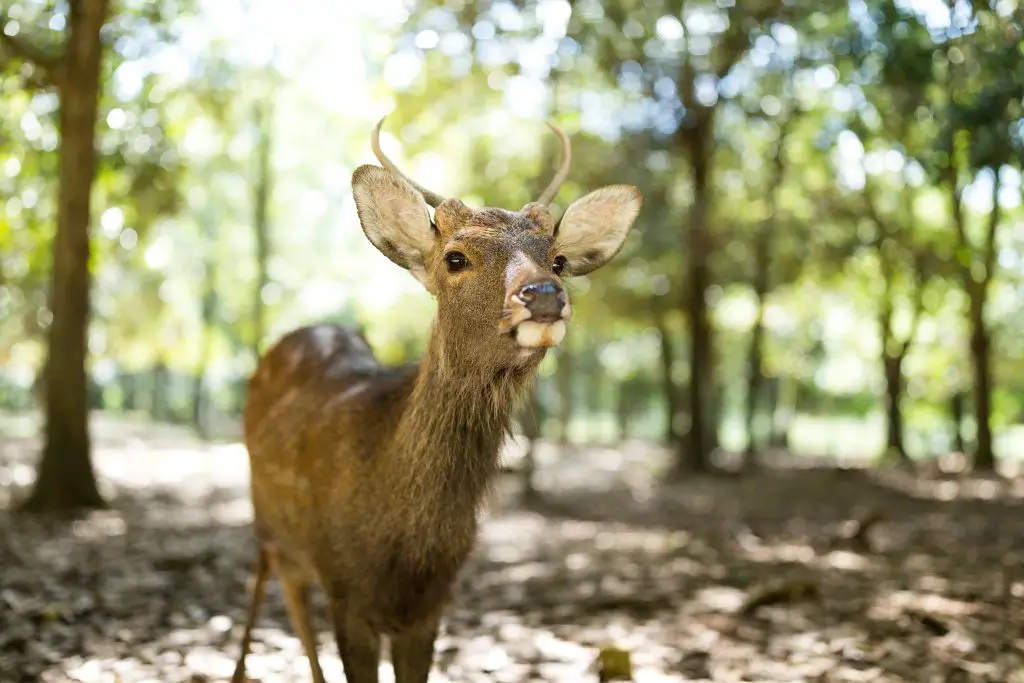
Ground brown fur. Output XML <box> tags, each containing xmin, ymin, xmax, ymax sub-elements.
<box><xmin>231</xmin><ymin>130</ymin><xmax>642</xmax><ymax>683</ymax></box>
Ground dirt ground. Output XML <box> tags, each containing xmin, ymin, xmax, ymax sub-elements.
<box><xmin>1</xmin><ymin>414</ymin><xmax>1023</xmax><ymax>683</ymax></box>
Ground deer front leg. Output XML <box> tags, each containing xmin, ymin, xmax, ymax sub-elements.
<box><xmin>329</xmin><ymin>596</ymin><xmax>381</xmax><ymax>683</ymax></box>
<box><xmin>391</xmin><ymin>618</ymin><xmax>439</xmax><ymax>683</ymax></box>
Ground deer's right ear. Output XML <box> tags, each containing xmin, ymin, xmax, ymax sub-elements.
<box><xmin>352</xmin><ymin>165</ymin><xmax>436</xmax><ymax>291</ymax></box>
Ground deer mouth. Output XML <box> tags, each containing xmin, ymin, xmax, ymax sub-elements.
<box><xmin>499</xmin><ymin>297</ymin><xmax>571</xmax><ymax>351</ymax></box>
<box><xmin>513</xmin><ymin>319</ymin><xmax>567</xmax><ymax>349</ymax></box>
<box><xmin>500</xmin><ymin>309</ymin><xmax>568</xmax><ymax>350</ymax></box>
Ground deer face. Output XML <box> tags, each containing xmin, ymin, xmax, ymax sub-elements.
<box><xmin>351</xmin><ymin>118</ymin><xmax>642</xmax><ymax>367</ymax></box>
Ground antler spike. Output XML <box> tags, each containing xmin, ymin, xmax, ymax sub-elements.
<box><xmin>371</xmin><ymin>117</ymin><xmax>446</xmax><ymax>208</ymax></box>
<box><xmin>536</xmin><ymin>122</ymin><xmax>572</xmax><ymax>206</ymax></box>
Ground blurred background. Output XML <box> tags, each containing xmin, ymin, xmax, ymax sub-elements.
<box><xmin>0</xmin><ymin>0</ymin><xmax>1023</xmax><ymax>507</ymax></box>
<box><xmin>3</xmin><ymin>2</ymin><xmax>1024</xmax><ymax>682</ymax></box>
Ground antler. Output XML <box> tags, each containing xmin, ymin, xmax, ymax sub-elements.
<box><xmin>535</xmin><ymin>122</ymin><xmax>572</xmax><ymax>205</ymax></box>
<box><xmin>371</xmin><ymin>117</ymin><xmax>446</xmax><ymax>208</ymax></box>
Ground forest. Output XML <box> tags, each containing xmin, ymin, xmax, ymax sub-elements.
<box><xmin>1</xmin><ymin>0</ymin><xmax>1023</xmax><ymax>681</ymax></box>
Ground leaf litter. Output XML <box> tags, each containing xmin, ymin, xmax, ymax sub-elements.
<box><xmin>1</xmin><ymin>418</ymin><xmax>1023</xmax><ymax>682</ymax></box>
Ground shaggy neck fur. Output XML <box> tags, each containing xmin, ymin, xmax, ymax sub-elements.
<box><xmin>391</xmin><ymin>325</ymin><xmax>538</xmax><ymax>534</ymax></box>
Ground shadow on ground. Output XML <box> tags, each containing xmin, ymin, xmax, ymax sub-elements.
<box><xmin>2</xmin><ymin>417</ymin><xmax>1023</xmax><ymax>682</ymax></box>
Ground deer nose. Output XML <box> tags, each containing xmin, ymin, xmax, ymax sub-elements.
<box><xmin>518</xmin><ymin>281</ymin><xmax>566</xmax><ymax>323</ymax></box>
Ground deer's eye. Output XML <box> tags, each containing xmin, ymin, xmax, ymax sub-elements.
<box><xmin>445</xmin><ymin>252</ymin><xmax>469</xmax><ymax>272</ymax></box>
<box><xmin>552</xmin><ymin>255</ymin><xmax>567</xmax><ymax>276</ymax></box>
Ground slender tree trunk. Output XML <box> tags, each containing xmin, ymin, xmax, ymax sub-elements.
<box><xmin>678</xmin><ymin>119</ymin><xmax>714</xmax><ymax>474</ymax></box>
<box><xmin>518</xmin><ymin>385</ymin><xmax>543</xmax><ymax>500</ymax></box>
<box><xmin>946</xmin><ymin>164</ymin><xmax>999</xmax><ymax>471</ymax></box>
<box><xmin>554</xmin><ymin>347</ymin><xmax>573</xmax><ymax>445</ymax></box>
<box><xmin>615</xmin><ymin>377</ymin><xmax>643</xmax><ymax>444</ymax></box>
<box><xmin>191</xmin><ymin>374</ymin><xmax>205</xmax><ymax>433</ymax></box>
<box><xmin>745</xmin><ymin>321</ymin><xmax>765</xmax><ymax>462</ymax></box>
<box><xmin>745</xmin><ymin>290</ymin><xmax>767</xmax><ymax>463</ymax></box>
<box><xmin>968</xmin><ymin>286</ymin><xmax>995</xmax><ymax>470</ymax></box>
<box><xmin>770</xmin><ymin>376</ymin><xmax>795</xmax><ymax>448</ymax></box>
<box><xmin>745</xmin><ymin>116</ymin><xmax>789</xmax><ymax>467</ymax></box>
<box><xmin>121</xmin><ymin>372</ymin><xmax>137</xmax><ymax>411</ymax></box>
<box><xmin>882</xmin><ymin>351</ymin><xmax>911</xmax><ymax>465</ymax></box>
<box><xmin>251</xmin><ymin>95</ymin><xmax>273</xmax><ymax>360</ymax></box>
<box><xmin>950</xmin><ymin>391</ymin><xmax>966</xmax><ymax>453</ymax></box>
<box><xmin>653</xmin><ymin>307</ymin><xmax>680</xmax><ymax>446</ymax></box>
<box><xmin>150</xmin><ymin>360</ymin><xmax>168</xmax><ymax>422</ymax></box>
<box><xmin>22</xmin><ymin>0</ymin><xmax>111</xmax><ymax>513</ymax></box>
<box><xmin>193</xmin><ymin>217</ymin><xmax>218</xmax><ymax>438</ymax></box>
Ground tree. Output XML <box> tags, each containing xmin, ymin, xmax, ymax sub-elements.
<box><xmin>3</xmin><ymin>0</ymin><xmax>112</xmax><ymax>511</ymax></box>
<box><xmin>250</xmin><ymin>73</ymin><xmax>276</xmax><ymax>359</ymax></box>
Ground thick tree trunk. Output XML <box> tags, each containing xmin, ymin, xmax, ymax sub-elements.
<box><xmin>21</xmin><ymin>0</ymin><xmax>111</xmax><ymax>513</ymax></box>
<box><xmin>969</xmin><ymin>288</ymin><xmax>995</xmax><ymax>470</ymax></box>
<box><xmin>882</xmin><ymin>352</ymin><xmax>911</xmax><ymax>465</ymax></box>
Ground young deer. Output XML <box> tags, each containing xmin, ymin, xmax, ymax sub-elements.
<box><xmin>231</xmin><ymin>117</ymin><xmax>642</xmax><ymax>683</ymax></box>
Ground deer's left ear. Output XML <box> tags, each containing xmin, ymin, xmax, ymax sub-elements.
<box><xmin>553</xmin><ymin>185</ymin><xmax>642</xmax><ymax>276</ymax></box>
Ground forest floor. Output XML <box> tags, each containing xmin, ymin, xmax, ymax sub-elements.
<box><xmin>2</xmin><ymin>412</ymin><xmax>1024</xmax><ymax>683</ymax></box>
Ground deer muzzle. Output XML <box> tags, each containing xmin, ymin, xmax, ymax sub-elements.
<box><xmin>505</xmin><ymin>279</ymin><xmax>571</xmax><ymax>349</ymax></box>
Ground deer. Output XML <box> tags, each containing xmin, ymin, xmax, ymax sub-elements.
<box><xmin>231</xmin><ymin>116</ymin><xmax>642</xmax><ymax>683</ymax></box>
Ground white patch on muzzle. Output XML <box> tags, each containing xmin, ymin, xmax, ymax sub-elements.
<box><xmin>515</xmin><ymin>320</ymin><xmax>567</xmax><ymax>349</ymax></box>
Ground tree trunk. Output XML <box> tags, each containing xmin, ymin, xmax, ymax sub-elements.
<box><xmin>150</xmin><ymin>361</ymin><xmax>168</xmax><ymax>422</ymax></box>
<box><xmin>121</xmin><ymin>372</ymin><xmax>137</xmax><ymax>411</ymax></box>
<box><xmin>555</xmin><ymin>349</ymin><xmax>573</xmax><ymax>445</ymax></box>
<box><xmin>191</xmin><ymin>373</ymin><xmax>205</xmax><ymax>433</ymax></box>
<box><xmin>770</xmin><ymin>375</ymin><xmax>795</xmax><ymax>449</ymax></box>
<box><xmin>518</xmin><ymin>385</ymin><xmax>543</xmax><ymax>500</ymax></box>
<box><xmin>653</xmin><ymin>307</ymin><xmax>680</xmax><ymax>446</ymax></box>
<box><xmin>968</xmin><ymin>287</ymin><xmax>995</xmax><ymax>470</ymax></box>
<box><xmin>882</xmin><ymin>352</ymin><xmax>911</xmax><ymax>465</ymax></box>
<box><xmin>744</xmin><ymin>120</ymin><xmax>786</xmax><ymax>466</ymax></box>
<box><xmin>745</xmin><ymin>303</ymin><xmax>766</xmax><ymax>463</ymax></box>
<box><xmin>193</xmin><ymin>217</ymin><xmax>218</xmax><ymax>438</ymax></box>
<box><xmin>251</xmin><ymin>95</ymin><xmax>273</xmax><ymax>360</ymax></box>
<box><xmin>950</xmin><ymin>391</ymin><xmax>966</xmax><ymax>453</ymax></box>
<box><xmin>21</xmin><ymin>0</ymin><xmax>111</xmax><ymax>513</ymax></box>
<box><xmin>681</xmin><ymin>152</ymin><xmax>713</xmax><ymax>473</ymax></box>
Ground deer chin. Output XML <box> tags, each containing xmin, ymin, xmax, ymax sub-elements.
<box><xmin>513</xmin><ymin>320</ymin><xmax>567</xmax><ymax>350</ymax></box>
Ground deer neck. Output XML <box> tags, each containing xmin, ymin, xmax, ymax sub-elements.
<box><xmin>391</xmin><ymin>326</ymin><xmax>537</xmax><ymax>520</ymax></box>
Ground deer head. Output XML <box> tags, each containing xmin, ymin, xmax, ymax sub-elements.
<box><xmin>351</xmin><ymin>117</ymin><xmax>642</xmax><ymax>374</ymax></box>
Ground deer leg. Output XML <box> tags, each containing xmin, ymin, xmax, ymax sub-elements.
<box><xmin>391</xmin><ymin>618</ymin><xmax>440</xmax><ymax>683</ymax></box>
<box><xmin>230</xmin><ymin>544</ymin><xmax>270</xmax><ymax>683</ymax></box>
<box><xmin>278</xmin><ymin>563</ymin><xmax>327</xmax><ymax>683</ymax></box>
<box><xmin>329</xmin><ymin>598</ymin><xmax>381</xmax><ymax>683</ymax></box>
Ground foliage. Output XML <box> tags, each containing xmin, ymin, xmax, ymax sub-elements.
<box><xmin>0</xmin><ymin>0</ymin><xmax>1022</xmax><ymax>467</ymax></box>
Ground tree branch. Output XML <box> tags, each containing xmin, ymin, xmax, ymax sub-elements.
<box><xmin>715</xmin><ymin>0</ymin><xmax>785</xmax><ymax>81</ymax></box>
<box><xmin>898</xmin><ymin>259</ymin><xmax>928</xmax><ymax>357</ymax></box>
<box><xmin>0</xmin><ymin>12</ymin><xmax>63</xmax><ymax>85</ymax></box>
